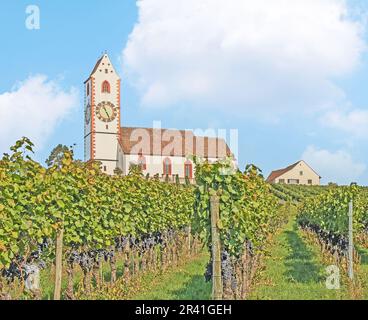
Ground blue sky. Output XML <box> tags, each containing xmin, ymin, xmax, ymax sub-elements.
<box><xmin>1</xmin><ymin>0</ymin><xmax>368</xmax><ymax>185</ymax></box>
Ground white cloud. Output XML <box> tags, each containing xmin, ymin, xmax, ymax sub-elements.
<box><xmin>302</xmin><ymin>145</ymin><xmax>366</xmax><ymax>184</ymax></box>
<box><xmin>320</xmin><ymin>108</ymin><xmax>368</xmax><ymax>137</ymax></box>
<box><xmin>0</xmin><ymin>75</ymin><xmax>78</xmax><ymax>153</ymax></box>
<box><xmin>122</xmin><ymin>0</ymin><xmax>365</xmax><ymax>114</ymax></box>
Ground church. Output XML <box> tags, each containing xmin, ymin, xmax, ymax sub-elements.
<box><xmin>84</xmin><ymin>54</ymin><xmax>233</xmax><ymax>181</ymax></box>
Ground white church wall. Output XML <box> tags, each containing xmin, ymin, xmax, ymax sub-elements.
<box><xmin>84</xmin><ymin>79</ymin><xmax>92</xmax><ymax>161</ymax></box>
<box><xmin>120</xmin><ymin>155</ymin><xmax>234</xmax><ymax>178</ymax></box>
<box><xmin>94</xmin><ymin>134</ymin><xmax>120</xmax><ymax>160</ymax></box>
<box><xmin>123</xmin><ymin>154</ymin><xmax>194</xmax><ymax>178</ymax></box>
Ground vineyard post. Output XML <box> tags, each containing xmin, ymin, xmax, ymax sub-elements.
<box><xmin>348</xmin><ymin>200</ymin><xmax>354</xmax><ymax>281</ymax></box>
<box><xmin>210</xmin><ymin>194</ymin><xmax>223</xmax><ymax>300</ymax></box>
<box><xmin>54</xmin><ymin>228</ymin><xmax>64</xmax><ymax>300</ymax></box>
<box><xmin>188</xmin><ymin>225</ymin><xmax>192</xmax><ymax>254</ymax></box>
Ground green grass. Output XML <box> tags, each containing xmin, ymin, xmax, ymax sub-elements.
<box><xmin>357</xmin><ymin>246</ymin><xmax>368</xmax><ymax>298</ymax></box>
<box><xmin>131</xmin><ymin>253</ymin><xmax>211</xmax><ymax>300</ymax></box>
<box><xmin>250</xmin><ymin>215</ymin><xmax>348</xmax><ymax>300</ymax></box>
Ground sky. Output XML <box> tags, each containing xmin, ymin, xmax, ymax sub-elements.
<box><xmin>1</xmin><ymin>0</ymin><xmax>368</xmax><ymax>185</ymax></box>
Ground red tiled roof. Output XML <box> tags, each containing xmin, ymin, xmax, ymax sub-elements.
<box><xmin>266</xmin><ymin>161</ymin><xmax>301</xmax><ymax>182</ymax></box>
<box><xmin>119</xmin><ymin>127</ymin><xmax>232</xmax><ymax>158</ymax></box>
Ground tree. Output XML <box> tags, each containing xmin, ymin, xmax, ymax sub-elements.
<box><xmin>46</xmin><ymin>144</ymin><xmax>75</xmax><ymax>167</ymax></box>
<box><xmin>328</xmin><ymin>182</ymin><xmax>338</xmax><ymax>187</ymax></box>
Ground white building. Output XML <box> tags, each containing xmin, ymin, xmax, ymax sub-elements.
<box><xmin>84</xmin><ymin>54</ymin><xmax>233</xmax><ymax>180</ymax></box>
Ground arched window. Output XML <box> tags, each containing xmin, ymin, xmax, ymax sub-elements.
<box><xmin>102</xmin><ymin>80</ymin><xmax>110</xmax><ymax>93</ymax></box>
<box><xmin>163</xmin><ymin>158</ymin><xmax>172</xmax><ymax>176</ymax></box>
<box><xmin>138</xmin><ymin>155</ymin><xmax>147</xmax><ymax>171</ymax></box>
<box><xmin>184</xmin><ymin>160</ymin><xmax>193</xmax><ymax>179</ymax></box>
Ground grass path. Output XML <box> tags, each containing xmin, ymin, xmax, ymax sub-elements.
<box><xmin>130</xmin><ymin>253</ymin><xmax>211</xmax><ymax>300</ymax></box>
<box><xmin>250</xmin><ymin>215</ymin><xmax>348</xmax><ymax>300</ymax></box>
<box><xmin>357</xmin><ymin>247</ymin><xmax>368</xmax><ymax>298</ymax></box>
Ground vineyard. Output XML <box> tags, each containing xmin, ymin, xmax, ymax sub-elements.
<box><xmin>270</xmin><ymin>183</ymin><xmax>328</xmax><ymax>202</ymax></box>
<box><xmin>0</xmin><ymin>138</ymin><xmax>196</xmax><ymax>299</ymax></box>
<box><xmin>298</xmin><ymin>185</ymin><xmax>368</xmax><ymax>261</ymax></box>
<box><xmin>0</xmin><ymin>138</ymin><xmax>368</xmax><ymax>300</ymax></box>
<box><xmin>193</xmin><ymin>160</ymin><xmax>287</xmax><ymax>299</ymax></box>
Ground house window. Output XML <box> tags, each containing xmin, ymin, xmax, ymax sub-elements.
<box><xmin>300</xmin><ymin>171</ymin><xmax>303</xmax><ymax>176</ymax></box>
<box><xmin>103</xmin><ymin>166</ymin><xmax>107</xmax><ymax>172</ymax></box>
<box><xmin>163</xmin><ymin>158</ymin><xmax>172</xmax><ymax>176</ymax></box>
<box><xmin>308</xmin><ymin>179</ymin><xmax>313</xmax><ymax>185</ymax></box>
<box><xmin>105</xmin><ymin>69</ymin><xmax>108</xmax><ymax>74</ymax></box>
<box><xmin>279</xmin><ymin>179</ymin><xmax>285</xmax><ymax>184</ymax></box>
<box><xmin>102</xmin><ymin>80</ymin><xmax>110</xmax><ymax>93</ymax></box>
<box><xmin>184</xmin><ymin>160</ymin><xmax>193</xmax><ymax>179</ymax></box>
<box><xmin>138</xmin><ymin>155</ymin><xmax>147</xmax><ymax>171</ymax></box>
<box><xmin>288</xmin><ymin>179</ymin><xmax>299</xmax><ymax>185</ymax></box>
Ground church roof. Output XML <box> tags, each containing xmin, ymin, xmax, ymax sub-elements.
<box><xmin>119</xmin><ymin>127</ymin><xmax>232</xmax><ymax>158</ymax></box>
<box><xmin>90</xmin><ymin>56</ymin><xmax>104</xmax><ymax>77</ymax></box>
<box><xmin>84</xmin><ymin>53</ymin><xmax>119</xmax><ymax>83</ymax></box>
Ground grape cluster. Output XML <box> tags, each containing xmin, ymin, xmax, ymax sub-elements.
<box><xmin>2</xmin><ymin>228</ymin><xmax>186</xmax><ymax>284</ymax></box>
<box><xmin>67</xmin><ymin>250</ymin><xmax>81</xmax><ymax>265</ymax></box>
<box><xmin>103</xmin><ymin>249</ymin><xmax>114</xmax><ymax>262</ymax></box>
<box><xmin>221</xmin><ymin>250</ymin><xmax>237</xmax><ymax>290</ymax></box>
<box><xmin>1</xmin><ymin>259</ymin><xmax>22</xmax><ymax>282</ymax></box>
<box><xmin>1</xmin><ymin>238</ymin><xmax>51</xmax><ymax>282</ymax></box>
<box><xmin>115</xmin><ymin>236</ymin><xmax>129</xmax><ymax>251</ymax></box>
<box><xmin>300</xmin><ymin>221</ymin><xmax>349</xmax><ymax>256</ymax></box>
<box><xmin>140</xmin><ymin>234</ymin><xmax>158</xmax><ymax>251</ymax></box>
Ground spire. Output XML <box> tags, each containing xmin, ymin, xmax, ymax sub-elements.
<box><xmin>87</xmin><ymin>52</ymin><xmax>120</xmax><ymax>79</ymax></box>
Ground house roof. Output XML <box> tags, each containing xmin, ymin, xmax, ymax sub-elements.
<box><xmin>119</xmin><ymin>127</ymin><xmax>232</xmax><ymax>158</ymax></box>
<box><xmin>266</xmin><ymin>161</ymin><xmax>300</xmax><ymax>182</ymax></box>
<box><xmin>266</xmin><ymin>160</ymin><xmax>321</xmax><ymax>182</ymax></box>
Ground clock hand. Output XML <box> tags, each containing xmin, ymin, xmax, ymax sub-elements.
<box><xmin>102</xmin><ymin>106</ymin><xmax>110</xmax><ymax>119</ymax></box>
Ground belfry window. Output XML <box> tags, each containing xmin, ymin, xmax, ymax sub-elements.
<box><xmin>102</xmin><ymin>80</ymin><xmax>110</xmax><ymax>93</ymax></box>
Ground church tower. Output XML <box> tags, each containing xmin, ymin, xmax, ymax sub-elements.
<box><xmin>84</xmin><ymin>54</ymin><xmax>121</xmax><ymax>174</ymax></box>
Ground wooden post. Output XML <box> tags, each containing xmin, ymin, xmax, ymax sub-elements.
<box><xmin>188</xmin><ymin>225</ymin><xmax>192</xmax><ymax>255</ymax></box>
<box><xmin>348</xmin><ymin>200</ymin><xmax>354</xmax><ymax>281</ymax></box>
<box><xmin>210</xmin><ymin>195</ymin><xmax>223</xmax><ymax>300</ymax></box>
<box><xmin>54</xmin><ymin>228</ymin><xmax>64</xmax><ymax>300</ymax></box>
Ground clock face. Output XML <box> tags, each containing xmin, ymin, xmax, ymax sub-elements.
<box><xmin>96</xmin><ymin>101</ymin><xmax>117</xmax><ymax>123</ymax></box>
<box><xmin>85</xmin><ymin>104</ymin><xmax>91</xmax><ymax>124</ymax></box>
